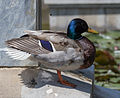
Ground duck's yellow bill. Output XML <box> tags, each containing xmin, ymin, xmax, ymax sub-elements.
<box><xmin>87</xmin><ymin>28</ymin><xmax>99</xmax><ymax>34</ymax></box>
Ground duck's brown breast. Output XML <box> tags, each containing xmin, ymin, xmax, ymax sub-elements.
<box><xmin>76</xmin><ymin>36</ymin><xmax>96</xmax><ymax>69</ymax></box>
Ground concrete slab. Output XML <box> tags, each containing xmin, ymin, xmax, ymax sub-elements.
<box><xmin>0</xmin><ymin>65</ymin><xmax>94</xmax><ymax>98</ymax></box>
<box><xmin>0</xmin><ymin>0</ymin><xmax>36</xmax><ymax>66</ymax></box>
<box><xmin>0</xmin><ymin>68</ymin><xmax>23</xmax><ymax>98</ymax></box>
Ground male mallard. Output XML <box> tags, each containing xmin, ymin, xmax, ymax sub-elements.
<box><xmin>2</xmin><ymin>18</ymin><xmax>98</xmax><ymax>87</ymax></box>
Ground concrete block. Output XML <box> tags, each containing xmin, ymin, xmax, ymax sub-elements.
<box><xmin>0</xmin><ymin>65</ymin><xmax>94</xmax><ymax>98</ymax></box>
<box><xmin>44</xmin><ymin>0</ymin><xmax>120</xmax><ymax>32</ymax></box>
<box><xmin>0</xmin><ymin>0</ymin><xmax>36</xmax><ymax>66</ymax></box>
<box><xmin>49</xmin><ymin>8</ymin><xmax>105</xmax><ymax>32</ymax></box>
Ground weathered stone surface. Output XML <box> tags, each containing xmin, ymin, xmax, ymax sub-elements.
<box><xmin>0</xmin><ymin>68</ymin><xmax>23</xmax><ymax>98</ymax></box>
<box><xmin>0</xmin><ymin>65</ymin><xmax>94</xmax><ymax>98</ymax></box>
<box><xmin>0</xmin><ymin>66</ymin><xmax>120</xmax><ymax>98</ymax></box>
<box><xmin>0</xmin><ymin>0</ymin><xmax>36</xmax><ymax>66</ymax></box>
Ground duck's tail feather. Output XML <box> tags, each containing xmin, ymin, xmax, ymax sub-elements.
<box><xmin>0</xmin><ymin>48</ymin><xmax>31</xmax><ymax>60</ymax></box>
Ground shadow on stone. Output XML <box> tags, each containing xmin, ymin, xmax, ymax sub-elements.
<box><xmin>19</xmin><ymin>68</ymin><xmax>92</xmax><ymax>94</ymax></box>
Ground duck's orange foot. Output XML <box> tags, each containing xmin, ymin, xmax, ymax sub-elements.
<box><xmin>57</xmin><ymin>70</ymin><xmax>76</xmax><ymax>88</ymax></box>
<box><xmin>58</xmin><ymin>79</ymin><xmax>76</xmax><ymax>88</ymax></box>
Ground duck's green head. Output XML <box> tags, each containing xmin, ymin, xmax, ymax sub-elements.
<box><xmin>67</xmin><ymin>18</ymin><xmax>98</xmax><ymax>40</ymax></box>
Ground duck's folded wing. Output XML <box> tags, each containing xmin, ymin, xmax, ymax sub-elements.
<box><xmin>25</xmin><ymin>30</ymin><xmax>78</xmax><ymax>51</ymax></box>
<box><xmin>25</xmin><ymin>30</ymin><xmax>69</xmax><ymax>43</ymax></box>
<box><xmin>23</xmin><ymin>30</ymin><xmax>84</xmax><ymax>64</ymax></box>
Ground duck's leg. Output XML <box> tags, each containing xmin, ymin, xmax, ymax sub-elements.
<box><xmin>57</xmin><ymin>70</ymin><xmax>76</xmax><ymax>88</ymax></box>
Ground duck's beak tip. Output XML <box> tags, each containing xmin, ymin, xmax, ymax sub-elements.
<box><xmin>87</xmin><ymin>28</ymin><xmax>99</xmax><ymax>34</ymax></box>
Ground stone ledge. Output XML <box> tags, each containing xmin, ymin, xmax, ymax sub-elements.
<box><xmin>0</xmin><ymin>65</ymin><xmax>94</xmax><ymax>98</ymax></box>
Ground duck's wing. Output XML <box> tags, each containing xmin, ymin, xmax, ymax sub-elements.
<box><xmin>25</xmin><ymin>30</ymin><xmax>80</xmax><ymax>51</ymax></box>
<box><xmin>5</xmin><ymin>34</ymin><xmax>52</xmax><ymax>60</ymax></box>
<box><xmin>6</xmin><ymin>35</ymin><xmax>51</xmax><ymax>55</ymax></box>
<box><xmin>5</xmin><ymin>30</ymin><xmax>84</xmax><ymax>65</ymax></box>
<box><xmin>24</xmin><ymin>30</ymin><xmax>67</xmax><ymax>44</ymax></box>
<box><xmin>24</xmin><ymin>30</ymin><xmax>84</xmax><ymax>66</ymax></box>
<box><xmin>5</xmin><ymin>30</ymin><xmax>69</xmax><ymax>55</ymax></box>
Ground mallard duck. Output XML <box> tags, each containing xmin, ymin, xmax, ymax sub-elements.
<box><xmin>1</xmin><ymin>18</ymin><xmax>98</xmax><ymax>87</ymax></box>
